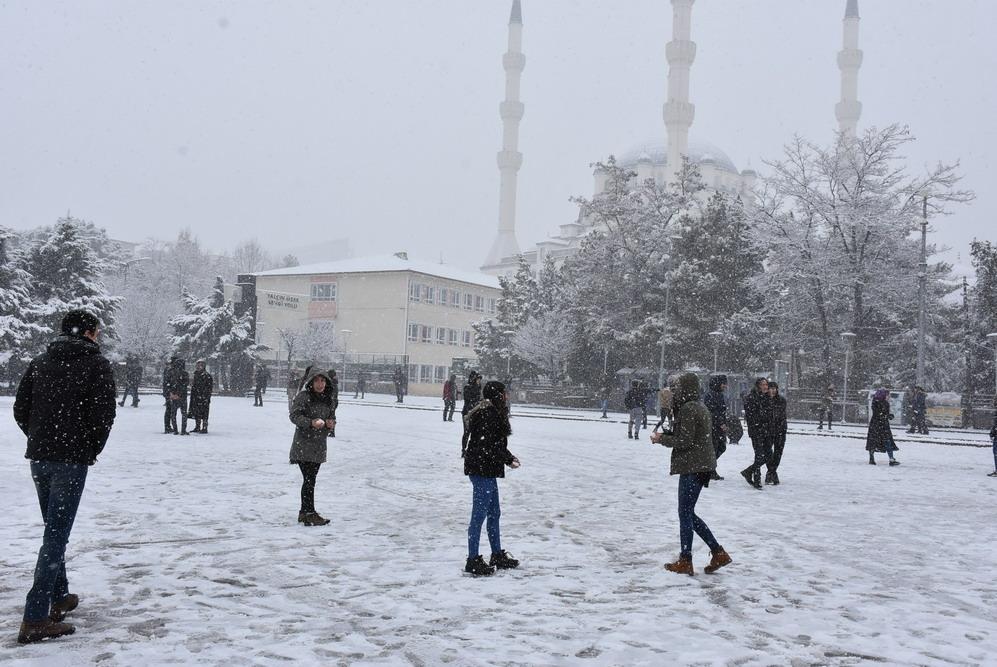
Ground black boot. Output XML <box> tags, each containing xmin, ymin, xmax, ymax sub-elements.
<box><xmin>740</xmin><ymin>468</ymin><xmax>762</xmax><ymax>490</ymax></box>
<box><xmin>464</xmin><ymin>555</ymin><xmax>495</xmax><ymax>576</ymax></box>
<box><xmin>869</xmin><ymin>453</ymin><xmax>876</xmax><ymax>465</ymax></box>
<box><xmin>764</xmin><ymin>471</ymin><xmax>775</xmax><ymax>485</ymax></box>
<box><xmin>201</xmin><ymin>421</ymin><xmax>208</xmax><ymax>434</ymax></box>
<box><xmin>489</xmin><ymin>550</ymin><xmax>520</xmax><ymax>570</ymax></box>
<box><xmin>771</xmin><ymin>471</ymin><xmax>780</xmax><ymax>485</ymax></box>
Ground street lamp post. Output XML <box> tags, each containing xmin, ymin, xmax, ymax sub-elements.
<box><xmin>840</xmin><ymin>331</ymin><xmax>857</xmax><ymax>423</ymax></box>
<box><xmin>988</xmin><ymin>332</ymin><xmax>997</xmax><ymax>396</ymax></box>
<box><xmin>916</xmin><ymin>194</ymin><xmax>929</xmax><ymax>386</ymax></box>
<box><xmin>709</xmin><ymin>330</ymin><xmax>722</xmax><ymax>373</ymax></box>
<box><xmin>503</xmin><ymin>330</ymin><xmax>516</xmax><ymax>380</ymax></box>
<box><xmin>340</xmin><ymin>329</ymin><xmax>352</xmax><ymax>387</ymax></box>
<box><xmin>658</xmin><ymin>234</ymin><xmax>683</xmax><ymax>387</ymax></box>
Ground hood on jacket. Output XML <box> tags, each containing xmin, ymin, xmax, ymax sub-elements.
<box><xmin>673</xmin><ymin>372</ymin><xmax>701</xmax><ymax>408</ymax></box>
<box><xmin>708</xmin><ymin>375</ymin><xmax>727</xmax><ymax>392</ymax></box>
<box><xmin>301</xmin><ymin>367</ymin><xmax>334</xmax><ymax>397</ymax></box>
<box><xmin>171</xmin><ymin>357</ymin><xmax>186</xmax><ymax>371</ymax></box>
<box><xmin>873</xmin><ymin>388</ymin><xmax>889</xmax><ymax>401</ymax></box>
<box><xmin>47</xmin><ymin>337</ymin><xmax>101</xmax><ymax>361</ymax></box>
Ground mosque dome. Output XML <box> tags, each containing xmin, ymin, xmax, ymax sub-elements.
<box><xmin>618</xmin><ymin>139</ymin><xmax>740</xmax><ymax>174</ymax></box>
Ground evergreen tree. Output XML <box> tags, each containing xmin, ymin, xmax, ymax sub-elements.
<box><xmin>169</xmin><ymin>277</ymin><xmax>258</xmax><ymax>369</ymax></box>
<box><xmin>968</xmin><ymin>241</ymin><xmax>997</xmax><ymax>395</ymax></box>
<box><xmin>0</xmin><ymin>227</ymin><xmax>43</xmax><ymax>365</ymax></box>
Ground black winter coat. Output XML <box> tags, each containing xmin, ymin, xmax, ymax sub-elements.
<box><xmin>462</xmin><ymin>400</ymin><xmax>515</xmax><ymax>478</ymax></box>
<box><xmin>770</xmin><ymin>394</ymin><xmax>788</xmax><ymax>437</ymax></box>
<box><xmin>624</xmin><ymin>388</ymin><xmax>641</xmax><ymax>410</ymax></box>
<box><xmin>13</xmin><ymin>337</ymin><xmax>117</xmax><ymax>465</ymax></box>
<box><xmin>125</xmin><ymin>361</ymin><xmax>143</xmax><ymax>386</ymax></box>
<box><xmin>743</xmin><ymin>390</ymin><xmax>771</xmax><ymax>440</ymax></box>
<box><xmin>461</xmin><ymin>382</ymin><xmax>482</xmax><ymax>415</ymax></box>
<box><xmin>189</xmin><ymin>370</ymin><xmax>213</xmax><ymax>418</ymax></box>
<box><xmin>866</xmin><ymin>397</ymin><xmax>899</xmax><ymax>453</ymax></box>
<box><xmin>164</xmin><ymin>362</ymin><xmax>189</xmax><ymax>399</ymax></box>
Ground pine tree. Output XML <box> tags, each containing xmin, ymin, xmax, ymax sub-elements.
<box><xmin>0</xmin><ymin>227</ymin><xmax>44</xmax><ymax>365</ymax></box>
<box><xmin>968</xmin><ymin>241</ymin><xmax>997</xmax><ymax>395</ymax></box>
<box><xmin>169</xmin><ymin>277</ymin><xmax>257</xmax><ymax>369</ymax></box>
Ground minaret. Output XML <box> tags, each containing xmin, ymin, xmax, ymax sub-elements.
<box><xmin>664</xmin><ymin>0</ymin><xmax>696</xmax><ymax>186</ymax></box>
<box><xmin>484</xmin><ymin>0</ymin><xmax>525</xmax><ymax>268</ymax></box>
<box><xmin>835</xmin><ymin>0</ymin><xmax>863</xmax><ymax>137</ymax></box>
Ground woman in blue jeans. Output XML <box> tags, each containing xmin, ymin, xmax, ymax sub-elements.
<box><xmin>461</xmin><ymin>380</ymin><xmax>520</xmax><ymax>576</ymax></box>
<box><xmin>651</xmin><ymin>373</ymin><xmax>732</xmax><ymax>575</ymax></box>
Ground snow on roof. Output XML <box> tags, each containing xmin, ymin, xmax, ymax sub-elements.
<box><xmin>253</xmin><ymin>255</ymin><xmax>501</xmax><ymax>290</ymax></box>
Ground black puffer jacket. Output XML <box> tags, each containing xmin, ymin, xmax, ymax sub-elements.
<box><xmin>163</xmin><ymin>358</ymin><xmax>189</xmax><ymax>399</ymax></box>
<box><xmin>770</xmin><ymin>393</ymin><xmax>788</xmax><ymax>437</ymax></box>
<box><xmin>462</xmin><ymin>400</ymin><xmax>516</xmax><ymax>478</ymax></box>
<box><xmin>13</xmin><ymin>337</ymin><xmax>117</xmax><ymax>465</ymax></box>
<box><xmin>743</xmin><ymin>389</ymin><xmax>771</xmax><ymax>440</ymax></box>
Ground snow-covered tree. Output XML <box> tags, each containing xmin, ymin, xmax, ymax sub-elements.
<box><xmin>967</xmin><ymin>241</ymin><xmax>997</xmax><ymax>395</ymax></box>
<box><xmin>169</xmin><ymin>277</ymin><xmax>259</xmax><ymax>375</ymax></box>
<box><xmin>0</xmin><ymin>227</ymin><xmax>44</xmax><ymax>366</ymax></box>
<box><xmin>512</xmin><ymin>311</ymin><xmax>572</xmax><ymax>383</ymax></box>
<box><xmin>231</xmin><ymin>239</ymin><xmax>274</xmax><ymax>275</ymax></box>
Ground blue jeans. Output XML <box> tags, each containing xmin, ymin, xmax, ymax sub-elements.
<box><xmin>24</xmin><ymin>461</ymin><xmax>89</xmax><ymax>622</ymax></box>
<box><xmin>467</xmin><ymin>475</ymin><xmax>501</xmax><ymax>558</ymax></box>
<box><xmin>678</xmin><ymin>473</ymin><xmax>720</xmax><ymax>559</ymax></box>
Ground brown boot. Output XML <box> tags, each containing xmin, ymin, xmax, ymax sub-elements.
<box><xmin>49</xmin><ymin>594</ymin><xmax>79</xmax><ymax>622</ymax></box>
<box><xmin>704</xmin><ymin>549</ymin><xmax>732</xmax><ymax>574</ymax></box>
<box><xmin>664</xmin><ymin>556</ymin><xmax>695</xmax><ymax>576</ymax></box>
<box><xmin>302</xmin><ymin>512</ymin><xmax>330</xmax><ymax>526</ymax></box>
<box><xmin>17</xmin><ymin>619</ymin><xmax>76</xmax><ymax>644</ymax></box>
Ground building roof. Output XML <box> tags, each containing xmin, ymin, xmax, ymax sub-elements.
<box><xmin>845</xmin><ymin>0</ymin><xmax>859</xmax><ymax>19</ymax></box>
<box><xmin>254</xmin><ymin>254</ymin><xmax>501</xmax><ymax>290</ymax></box>
<box><xmin>618</xmin><ymin>138</ymin><xmax>740</xmax><ymax>174</ymax></box>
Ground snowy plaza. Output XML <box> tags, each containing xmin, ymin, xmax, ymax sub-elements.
<box><xmin>2</xmin><ymin>394</ymin><xmax>995</xmax><ymax>666</ymax></box>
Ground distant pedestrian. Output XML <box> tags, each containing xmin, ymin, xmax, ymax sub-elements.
<box><xmin>740</xmin><ymin>378</ymin><xmax>771</xmax><ymax>489</ymax></box>
<box><xmin>163</xmin><ymin>357</ymin><xmax>190</xmax><ymax>435</ymax></box>
<box><xmin>392</xmin><ymin>366</ymin><xmax>406</xmax><ymax>403</ymax></box>
<box><xmin>988</xmin><ymin>396</ymin><xmax>997</xmax><ymax>478</ymax></box>
<box><xmin>703</xmin><ymin>374</ymin><xmax>728</xmax><ymax>481</ymax></box>
<box><xmin>598</xmin><ymin>384</ymin><xmax>611</xmax><ymax>419</ymax></box>
<box><xmin>118</xmin><ymin>354</ymin><xmax>142</xmax><ymax>407</ymax></box>
<box><xmin>443</xmin><ymin>374</ymin><xmax>458</xmax><ymax>421</ymax></box>
<box><xmin>289</xmin><ymin>368</ymin><xmax>336</xmax><ymax>526</ymax></box>
<box><xmin>866</xmin><ymin>388</ymin><xmax>900</xmax><ymax>466</ymax></box>
<box><xmin>189</xmin><ymin>360</ymin><xmax>213</xmax><ymax>434</ymax></box>
<box><xmin>765</xmin><ymin>381</ymin><xmax>788</xmax><ymax>485</ymax></box>
<box><xmin>327</xmin><ymin>369</ymin><xmax>339</xmax><ymax>437</ymax></box>
<box><xmin>253</xmin><ymin>364</ymin><xmax>270</xmax><ymax>406</ymax></box>
<box><xmin>460</xmin><ymin>371</ymin><xmax>483</xmax><ymax>451</ymax></box>
<box><xmin>642</xmin><ymin>382</ymin><xmax>656</xmax><ymax>428</ymax></box>
<box><xmin>625</xmin><ymin>380</ymin><xmax>643</xmax><ymax>440</ymax></box>
<box><xmin>354</xmin><ymin>371</ymin><xmax>366</xmax><ymax>399</ymax></box>
<box><xmin>817</xmin><ymin>385</ymin><xmax>835</xmax><ymax>430</ymax></box>
<box><xmin>656</xmin><ymin>384</ymin><xmax>674</xmax><ymax>431</ymax></box>
<box><xmin>651</xmin><ymin>373</ymin><xmax>731</xmax><ymax>576</ymax></box>
<box><xmin>461</xmin><ymin>380</ymin><xmax>520</xmax><ymax>576</ymax></box>
<box><xmin>908</xmin><ymin>386</ymin><xmax>929</xmax><ymax>435</ymax></box>
<box><xmin>13</xmin><ymin>310</ymin><xmax>116</xmax><ymax>644</ymax></box>
<box><xmin>286</xmin><ymin>369</ymin><xmax>301</xmax><ymax>411</ymax></box>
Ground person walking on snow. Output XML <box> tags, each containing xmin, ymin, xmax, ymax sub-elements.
<box><xmin>740</xmin><ymin>378</ymin><xmax>772</xmax><ymax>489</ymax></box>
<box><xmin>253</xmin><ymin>364</ymin><xmax>270</xmax><ymax>406</ymax></box>
<box><xmin>460</xmin><ymin>371</ymin><xmax>484</xmax><ymax>451</ymax></box>
<box><xmin>289</xmin><ymin>368</ymin><xmax>337</xmax><ymax>526</ymax></box>
<box><xmin>908</xmin><ymin>386</ymin><xmax>929</xmax><ymax>435</ymax></box>
<box><xmin>988</xmin><ymin>396</ymin><xmax>997</xmax><ymax>478</ymax></box>
<box><xmin>163</xmin><ymin>357</ymin><xmax>190</xmax><ymax>435</ymax></box>
<box><xmin>354</xmin><ymin>370</ymin><xmax>366</xmax><ymax>399</ymax></box>
<box><xmin>650</xmin><ymin>372</ymin><xmax>731</xmax><ymax>576</ymax></box>
<box><xmin>765</xmin><ymin>381</ymin><xmax>788</xmax><ymax>485</ymax></box>
<box><xmin>656</xmin><ymin>383</ymin><xmax>674</xmax><ymax>431</ymax></box>
<box><xmin>188</xmin><ymin>360</ymin><xmax>213</xmax><ymax>434</ymax></box>
<box><xmin>703</xmin><ymin>375</ymin><xmax>728</xmax><ymax>481</ymax></box>
<box><xmin>866</xmin><ymin>388</ymin><xmax>900</xmax><ymax>466</ymax></box>
<box><xmin>817</xmin><ymin>385</ymin><xmax>835</xmax><ymax>430</ymax></box>
<box><xmin>118</xmin><ymin>354</ymin><xmax>142</xmax><ymax>407</ymax></box>
<box><xmin>625</xmin><ymin>380</ymin><xmax>643</xmax><ymax>440</ymax></box>
<box><xmin>461</xmin><ymin>380</ymin><xmax>520</xmax><ymax>576</ymax></box>
<box><xmin>286</xmin><ymin>369</ymin><xmax>301</xmax><ymax>411</ymax></box>
<box><xmin>13</xmin><ymin>310</ymin><xmax>117</xmax><ymax>644</ymax></box>
<box><xmin>443</xmin><ymin>374</ymin><xmax>458</xmax><ymax>422</ymax></box>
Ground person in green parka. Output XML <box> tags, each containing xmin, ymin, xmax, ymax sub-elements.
<box><xmin>651</xmin><ymin>372</ymin><xmax>732</xmax><ymax>576</ymax></box>
<box><xmin>289</xmin><ymin>368</ymin><xmax>337</xmax><ymax>526</ymax></box>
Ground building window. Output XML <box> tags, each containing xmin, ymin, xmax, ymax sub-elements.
<box><xmin>409</xmin><ymin>282</ymin><xmax>421</xmax><ymax>302</ymax></box>
<box><xmin>474</xmin><ymin>295</ymin><xmax>485</xmax><ymax>312</ymax></box>
<box><xmin>408</xmin><ymin>364</ymin><xmax>419</xmax><ymax>383</ymax></box>
<box><xmin>436</xmin><ymin>327</ymin><xmax>447</xmax><ymax>345</ymax></box>
<box><xmin>422</xmin><ymin>285</ymin><xmax>435</xmax><ymax>303</ymax></box>
<box><xmin>420</xmin><ymin>364</ymin><xmax>434</xmax><ymax>383</ymax></box>
<box><xmin>420</xmin><ymin>325</ymin><xmax>432</xmax><ymax>343</ymax></box>
<box><xmin>450</xmin><ymin>290</ymin><xmax>461</xmax><ymax>308</ymax></box>
<box><xmin>435</xmin><ymin>366</ymin><xmax>448</xmax><ymax>383</ymax></box>
<box><xmin>462</xmin><ymin>330</ymin><xmax>472</xmax><ymax>348</ymax></box>
<box><xmin>310</xmin><ymin>283</ymin><xmax>336</xmax><ymax>302</ymax></box>
<box><xmin>407</xmin><ymin>323</ymin><xmax>419</xmax><ymax>342</ymax></box>
<box><xmin>448</xmin><ymin>328</ymin><xmax>459</xmax><ymax>346</ymax></box>
<box><xmin>487</xmin><ymin>298</ymin><xmax>497</xmax><ymax>314</ymax></box>
<box><xmin>464</xmin><ymin>293</ymin><xmax>474</xmax><ymax>310</ymax></box>
<box><xmin>438</xmin><ymin>288</ymin><xmax>448</xmax><ymax>306</ymax></box>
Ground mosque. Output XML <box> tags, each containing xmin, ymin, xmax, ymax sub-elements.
<box><xmin>481</xmin><ymin>0</ymin><xmax>863</xmax><ymax>276</ymax></box>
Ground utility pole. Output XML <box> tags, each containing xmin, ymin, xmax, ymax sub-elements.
<box><xmin>916</xmin><ymin>195</ymin><xmax>928</xmax><ymax>386</ymax></box>
<box><xmin>841</xmin><ymin>331</ymin><xmax>857</xmax><ymax>423</ymax></box>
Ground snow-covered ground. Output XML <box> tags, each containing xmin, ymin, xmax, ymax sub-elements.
<box><xmin>2</xmin><ymin>393</ymin><xmax>996</xmax><ymax>666</ymax></box>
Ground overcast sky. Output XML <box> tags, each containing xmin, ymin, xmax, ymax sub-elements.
<box><xmin>2</xmin><ymin>1</ymin><xmax>994</xmax><ymax>277</ymax></box>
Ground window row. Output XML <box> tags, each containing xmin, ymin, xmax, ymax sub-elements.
<box><xmin>310</xmin><ymin>283</ymin><xmax>337</xmax><ymax>302</ymax></box>
<box><xmin>407</xmin><ymin>323</ymin><xmax>473</xmax><ymax>348</ymax></box>
<box><xmin>408</xmin><ymin>364</ymin><xmax>451</xmax><ymax>385</ymax></box>
<box><xmin>408</xmin><ymin>282</ymin><xmax>496</xmax><ymax>314</ymax></box>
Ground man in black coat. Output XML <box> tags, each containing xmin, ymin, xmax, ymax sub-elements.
<box><xmin>765</xmin><ymin>381</ymin><xmax>788</xmax><ymax>485</ymax></box>
<box><xmin>163</xmin><ymin>357</ymin><xmax>190</xmax><ymax>435</ymax></box>
<box><xmin>909</xmin><ymin>386</ymin><xmax>929</xmax><ymax>435</ymax></box>
<box><xmin>118</xmin><ymin>355</ymin><xmax>143</xmax><ymax>408</ymax></box>
<box><xmin>740</xmin><ymin>377</ymin><xmax>772</xmax><ymax>490</ymax></box>
<box><xmin>703</xmin><ymin>375</ymin><xmax>728</xmax><ymax>480</ymax></box>
<box><xmin>392</xmin><ymin>366</ymin><xmax>406</xmax><ymax>403</ymax></box>
<box><xmin>13</xmin><ymin>310</ymin><xmax>116</xmax><ymax>644</ymax></box>
<box><xmin>253</xmin><ymin>364</ymin><xmax>270</xmax><ymax>406</ymax></box>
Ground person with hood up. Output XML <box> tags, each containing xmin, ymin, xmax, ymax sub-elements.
<box><xmin>443</xmin><ymin>374</ymin><xmax>458</xmax><ymax>422</ymax></box>
<box><xmin>188</xmin><ymin>360</ymin><xmax>213</xmax><ymax>434</ymax></box>
<box><xmin>118</xmin><ymin>355</ymin><xmax>143</xmax><ymax>408</ymax></box>
<box><xmin>765</xmin><ymin>381</ymin><xmax>788</xmax><ymax>485</ymax></box>
<box><xmin>163</xmin><ymin>357</ymin><xmax>190</xmax><ymax>435</ymax></box>
<box><xmin>625</xmin><ymin>380</ymin><xmax>643</xmax><ymax>440</ymax></box>
<box><xmin>650</xmin><ymin>372</ymin><xmax>731</xmax><ymax>576</ymax></box>
<box><xmin>13</xmin><ymin>310</ymin><xmax>116</xmax><ymax>644</ymax></box>
<box><xmin>289</xmin><ymin>368</ymin><xmax>337</xmax><ymax>526</ymax></box>
<box><xmin>866</xmin><ymin>388</ymin><xmax>900</xmax><ymax>466</ymax></box>
<box><xmin>740</xmin><ymin>378</ymin><xmax>771</xmax><ymax>489</ymax></box>
<box><xmin>703</xmin><ymin>374</ymin><xmax>728</xmax><ymax>481</ymax></box>
<box><xmin>461</xmin><ymin>380</ymin><xmax>520</xmax><ymax>576</ymax></box>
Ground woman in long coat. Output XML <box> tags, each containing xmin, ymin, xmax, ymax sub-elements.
<box><xmin>188</xmin><ymin>360</ymin><xmax>213</xmax><ymax>433</ymax></box>
<box><xmin>866</xmin><ymin>388</ymin><xmax>900</xmax><ymax>466</ymax></box>
<box><xmin>289</xmin><ymin>368</ymin><xmax>336</xmax><ymax>526</ymax></box>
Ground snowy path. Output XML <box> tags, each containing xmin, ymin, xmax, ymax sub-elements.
<box><xmin>2</xmin><ymin>396</ymin><xmax>996</xmax><ymax>666</ymax></box>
